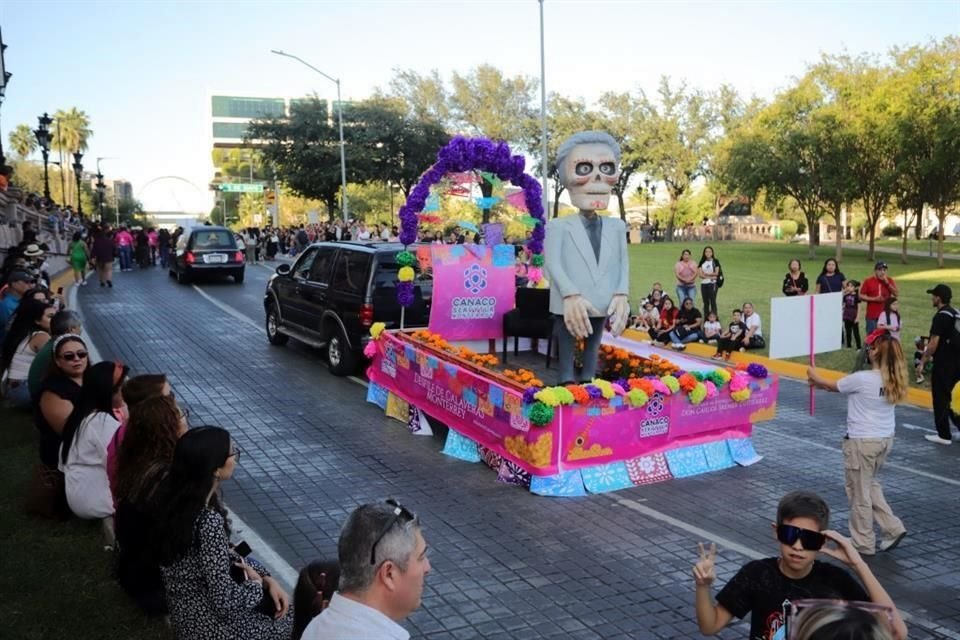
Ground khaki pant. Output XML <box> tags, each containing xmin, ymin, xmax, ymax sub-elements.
<box><xmin>842</xmin><ymin>437</ymin><xmax>905</xmax><ymax>553</ymax></box>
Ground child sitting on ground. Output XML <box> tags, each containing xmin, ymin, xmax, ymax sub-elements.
<box><xmin>702</xmin><ymin>311</ymin><xmax>721</xmax><ymax>344</ymax></box>
<box><xmin>712</xmin><ymin>309</ymin><xmax>747</xmax><ymax>360</ymax></box>
<box><xmin>692</xmin><ymin>490</ymin><xmax>907</xmax><ymax>640</ymax></box>
<box><xmin>913</xmin><ymin>336</ymin><xmax>932</xmax><ymax>384</ymax></box>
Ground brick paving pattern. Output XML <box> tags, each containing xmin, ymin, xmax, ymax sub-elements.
<box><xmin>77</xmin><ymin>267</ymin><xmax>960</xmax><ymax>639</ymax></box>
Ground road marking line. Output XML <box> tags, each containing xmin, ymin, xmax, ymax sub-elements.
<box><xmin>612</xmin><ymin>496</ymin><xmax>764</xmax><ymax>560</ymax></box>
<box><xmin>755</xmin><ymin>426</ymin><xmax>960</xmax><ymax>487</ymax></box>
<box><xmin>74</xmin><ymin>282</ymin><xmax>299</xmax><ymax>592</ymax></box>
<box><xmin>901</xmin><ymin>422</ymin><xmax>937</xmax><ymax>434</ymax></box>
<box><xmin>348</xmin><ymin>375</ymin><xmax>369</xmax><ymax>388</ymax></box>
<box><xmin>191</xmin><ymin>284</ymin><xmax>262</xmax><ymax>331</ymax></box>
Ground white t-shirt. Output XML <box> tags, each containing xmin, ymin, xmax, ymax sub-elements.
<box><xmin>703</xmin><ymin>320</ymin><xmax>722</xmax><ymax>337</ymax></box>
<box><xmin>744</xmin><ymin>312</ymin><xmax>762</xmax><ymax>337</ymax></box>
<box><xmin>700</xmin><ymin>259</ymin><xmax>717</xmax><ymax>283</ymax></box>
<box><xmin>836</xmin><ymin>370</ymin><xmax>896</xmax><ymax>438</ymax></box>
<box><xmin>59</xmin><ymin>411</ymin><xmax>121</xmax><ymax>519</ymax></box>
<box><xmin>301</xmin><ymin>593</ymin><xmax>410</xmax><ymax>640</ymax></box>
<box><xmin>877</xmin><ymin>311</ymin><xmax>901</xmax><ymax>341</ymax></box>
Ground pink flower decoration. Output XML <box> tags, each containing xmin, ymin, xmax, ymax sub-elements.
<box><xmin>704</xmin><ymin>381</ymin><xmax>718</xmax><ymax>399</ymax></box>
<box><xmin>611</xmin><ymin>383</ymin><xmax>626</xmax><ymax>396</ymax></box>
<box><xmin>729</xmin><ymin>374</ymin><xmax>749</xmax><ymax>392</ymax></box>
<box><xmin>650</xmin><ymin>379</ymin><xmax>670</xmax><ymax>395</ymax></box>
<box><xmin>363</xmin><ymin>341</ymin><xmax>378</xmax><ymax>358</ymax></box>
<box><xmin>527</xmin><ymin>266</ymin><xmax>542</xmax><ymax>283</ymax></box>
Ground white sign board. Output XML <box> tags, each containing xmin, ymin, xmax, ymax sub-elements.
<box><xmin>308</xmin><ymin>209</ymin><xmax>319</xmax><ymax>224</ymax></box>
<box><xmin>769</xmin><ymin>292</ymin><xmax>843</xmax><ymax>359</ymax></box>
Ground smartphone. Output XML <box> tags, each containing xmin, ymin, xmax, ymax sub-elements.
<box><xmin>234</xmin><ymin>541</ymin><xmax>252</xmax><ymax>557</ymax></box>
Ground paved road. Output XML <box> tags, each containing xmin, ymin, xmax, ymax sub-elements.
<box><xmin>77</xmin><ymin>263</ymin><xmax>960</xmax><ymax>640</ymax></box>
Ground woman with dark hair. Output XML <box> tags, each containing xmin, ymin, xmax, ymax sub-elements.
<box><xmin>782</xmin><ymin>259</ymin><xmax>809</xmax><ymax>296</ymax></box>
<box><xmin>292</xmin><ymin>560</ymin><xmax>340</xmax><ymax>640</ymax></box>
<box><xmin>113</xmin><ymin>394</ymin><xmax>187</xmax><ymax>616</ymax></box>
<box><xmin>69</xmin><ymin>230</ymin><xmax>90</xmax><ymax>286</ymax></box>
<box><xmin>90</xmin><ymin>224</ymin><xmax>115</xmax><ymax>288</ymax></box>
<box><xmin>35</xmin><ymin>334</ymin><xmax>88</xmax><ymax>469</ymax></box>
<box><xmin>697</xmin><ymin>246</ymin><xmax>721</xmax><ymax>318</ymax></box>
<box><xmin>815</xmin><ymin>257</ymin><xmax>845</xmax><ymax>294</ymax></box>
<box><xmin>1</xmin><ymin>299</ymin><xmax>55</xmax><ymax>407</ymax></box>
<box><xmin>652</xmin><ymin>297</ymin><xmax>679</xmax><ymax>344</ymax></box>
<box><xmin>59</xmin><ymin>361</ymin><xmax>129</xmax><ymax>528</ymax></box>
<box><xmin>151</xmin><ymin>426</ymin><xmax>293</xmax><ymax>639</ymax></box>
<box><xmin>674</xmin><ymin>249</ymin><xmax>698</xmax><ymax>304</ymax></box>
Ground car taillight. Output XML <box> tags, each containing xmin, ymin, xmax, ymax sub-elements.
<box><xmin>360</xmin><ymin>303</ymin><xmax>374</xmax><ymax>327</ymax></box>
<box><xmin>234</xmin><ymin>251</ymin><xmax>244</xmax><ymax>262</ymax></box>
<box><xmin>185</xmin><ymin>251</ymin><xmax>195</xmax><ymax>265</ymax></box>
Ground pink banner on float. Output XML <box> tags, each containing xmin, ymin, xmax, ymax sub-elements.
<box><xmin>367</xmin><ymin>332</ymin><xmax>559</xmax><ymax>475</ymax></box>
<box><xmin>367</xmin><ymin>332</ymin><xmax>779</xmax><ymax>476</ymax></box>
<box><xmin>428</xmin><ymin>244</ymin><xmax>516</xmax><ymax>340</ymax></box>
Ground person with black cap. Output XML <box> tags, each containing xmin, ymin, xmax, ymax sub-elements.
<box><xmin>0</xmin><ymin>270</ymin><xmax>35</xmax><ymax>341</ymax></box>
<box><xmin>917</xmin><ymin>284</ymin><xmax>960</xmax><ymax>445</ymax></box>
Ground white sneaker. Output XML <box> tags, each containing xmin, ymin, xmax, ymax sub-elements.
<box><xmin>879</xmin><ymin>531</ymin><xmax>907</xmax><ymax>552</ymax></box>
<box><xmin>924</xmin><ymin>434</ymin><xmax>952</xmax><ymax>445</ymax></box>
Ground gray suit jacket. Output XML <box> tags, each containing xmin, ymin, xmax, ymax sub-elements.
<box><xmin>544</xmin><ymin>214</ymin><xmax>630</xmax><ymax>317</ymax></box>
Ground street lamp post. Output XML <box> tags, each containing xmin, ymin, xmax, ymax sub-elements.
<box><xmin>0</xmin><ymin>27</ymin><xmax>11</xmax><ymax>167</ymax></box>
<box><xmin>72</xmin><ymin>152</ymin><xmax>84</xmax><ymax>217</ymax></box>
<box><xmin>95</xmin><ymin>171</ymin><xmax>106</xmax><ymax>222</ymax></box>
<box><xmin>271</xmin><ymin>49</ymin><xmax>348</xmax><ymax>223</ymax></box>
<box><xmin>388</xmin><ymin>181</ymin><xmax>396</xmax><ymax>228</ymax></box>
<box><xmin>34</xmin><ymin>113</ymin><xmax>52</xmax><ymax>201</ymax></box>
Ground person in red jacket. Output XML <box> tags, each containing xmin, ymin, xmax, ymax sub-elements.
<box><xmin>859</xmin><ymin>261</ymin><xmax>898</xmax><ymax>334</ymax></box>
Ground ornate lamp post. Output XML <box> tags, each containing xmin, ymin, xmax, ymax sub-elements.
<box><xmin>34</xmin><ymin>112</ymin><xmax>52</xmax><ymax>201</ymax></box>
<box><xmin>0</xmin><ymin>27</ymin><xmax>11</xmax><ymax>167</ymax></box>
<box><xmin>95</xmin><ymin>171</ymin><xmax>106</xmax><ymax>222</ymax></box>
<box><xmin>72</xmin><ymin>152</ymin><xmax>84</xmax><ymax>217</ymax></box>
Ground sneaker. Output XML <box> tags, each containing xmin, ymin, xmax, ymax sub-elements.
<box><xmin>915</xmin><ymin>375</ymin><xmax>924</xmax><ymax>384</ymax></box>
<box><xmin>879</xmin><ymin>531</ymin><xmax>907</xmax><ymax>552</ymax></box>
<box><xmin>107</xmin><ymin>280</ymin><xmax>113</xmax><ymax>288</ymax></box>
<box><xmin>925</xmin><ymin>434</ymin><xmax>952</xmax><ymax>445</ymax></box>
<box><xmin>712</xmin><ymin>354</ymin><xmax>724</xmax><ymax>361</ymax></box>
<box><xmin>854</xmin><ymin>545</ymin><xmax>876</xmax><ymax>557</ymax></box>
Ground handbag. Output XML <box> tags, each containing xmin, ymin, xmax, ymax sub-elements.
<box><xmin>23</xmin><ymin>464</ymin><xmax>70</xmax><ymax>520</ymax></box>
<box><xmin>716</xmin><ymin>269</ymin><xmax>725</xmax><ymax>289</ymax></box>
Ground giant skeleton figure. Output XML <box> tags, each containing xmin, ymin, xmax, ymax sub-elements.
<box><xmin>545</xmin><ymin>131</ymin><xmax>630</xmax><ymax>384</ymax></box>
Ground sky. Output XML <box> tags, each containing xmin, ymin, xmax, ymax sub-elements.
<box><xmin>2</xmin><ymin>0</ymin><xmax>958</xmax><ymax>213</ymax></box>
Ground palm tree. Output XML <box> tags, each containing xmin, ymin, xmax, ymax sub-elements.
<box><xmin>52</xmin><ymin>107</ymin><xmax>93</xmax><ymax>205</ymax></box>
<box><xmin>8</xmin><ymin>124</ymin><xmax>37</xmax><ymax>159</ymax></box>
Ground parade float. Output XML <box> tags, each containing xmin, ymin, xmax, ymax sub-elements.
<box><xmin>364</xmin><ymin>136</ymin><xmax>778</xmax><ymax>497</ymax></box>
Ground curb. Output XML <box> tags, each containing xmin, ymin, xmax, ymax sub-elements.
<box><xmin>621</xmin><ymin>329</ymin><xmax>933</xmax><ymax>410</ymax></box>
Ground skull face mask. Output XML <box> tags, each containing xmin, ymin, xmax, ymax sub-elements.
<box><xmin>559</xmin><ymin>140</ymin><xmax>621</xmax><ymax>212</ymax></box>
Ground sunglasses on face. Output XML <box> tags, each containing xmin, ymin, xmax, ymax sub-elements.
<box><xmin>777</xmin><ymin>524</ymin><xmax>826</xmax><ymax>551</ymax></box>
<box><xmin>58</xmin><ymin>351</ymin><xmax>88</xmax><ymax>362</ymax></box>
<box><xmin>370</xmin><ymin>499</ymin><xmax>416</xmax><ymax>565</ymax></box>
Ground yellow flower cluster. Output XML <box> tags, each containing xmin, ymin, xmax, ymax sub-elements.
<box><xmin>398</xmin><ymin>266</ymin><xmax>415</xmax><ymax>282</ymax></box>
<box><xmin>589</xmin><ymin>379</ymin><xmax>616</xmax><ymax>400</ymax></box>
<box><xmin>369</xmin><ymin>322</ymin><xmax>386</xmax><ymax>339</ymax></box>
<box><xmin>505</xmin><ymin>433</ymin><xmax>553</xmax><ymax>468</ymax></box>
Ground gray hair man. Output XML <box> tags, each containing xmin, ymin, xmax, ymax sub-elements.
<box><xmin>28</xmin><ymin>309</ymin><xmax>82</xmax><ymax>401</ymax></box>
<box><xmin>302</xmin><ymin>499</ymin><xmax>430</xmax><ymax>640</ymax></box>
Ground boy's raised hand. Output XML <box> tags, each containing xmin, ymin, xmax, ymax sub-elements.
<box><xmin>693</xmin><ymin>542</ymin><xmax>717</xmax><ymax>586</ymax></box>
<box><xmin>819</xmin><ymin>530</ymin><xmax>864</xmax><ymax>567</ymax></box>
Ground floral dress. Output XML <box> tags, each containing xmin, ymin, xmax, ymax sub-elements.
<box><xmin>160</xmin><ymin>508</ymin><xmax>293</xmax><ymax>640</ymax></box>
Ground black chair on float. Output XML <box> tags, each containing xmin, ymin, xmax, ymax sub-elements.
<box><xmin>502</xmin><ymin>287</ymin><xmax>554</xmax><ymax>367</ymax></box>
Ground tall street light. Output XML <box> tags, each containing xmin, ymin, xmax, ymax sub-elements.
<box><xmin>72</xmin><ymin>152</ymin><xmax>84</xmax><ymax>218</ymax></box>
<box><xmin>271</xmin><ymin>49</ymin><xmax>348</xmax><ymax>223</ymax></box>
<box><xmin>0</xmin><ymin>27</ymin><xmax>11</xmax><ymax>167</ymax></box>
<box><xmin>34</xmin><ymin>113</ymin><xmax>52</xmax><ymax>201</ymax></box>
<box><xmin>97</xmin><ymin>157</ymin><xmax>118</xmax><ymax>225</ymax></box>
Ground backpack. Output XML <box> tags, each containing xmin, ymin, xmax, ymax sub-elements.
<box><xmin>936</xmin><ymin>307</ymin><xmax>960</xmax><ymax>356</ymax></box>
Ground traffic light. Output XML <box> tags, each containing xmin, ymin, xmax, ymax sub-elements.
<box><xmin>265</xmin><ymin>189</ymin><xmax>276</xmax><ymax>206</ymax></box>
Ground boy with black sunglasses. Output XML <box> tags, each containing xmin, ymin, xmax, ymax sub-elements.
<box><xmin>692</xmin><ymin>490</ymin><xmax>907</xmax><ymax>640</ymax></box>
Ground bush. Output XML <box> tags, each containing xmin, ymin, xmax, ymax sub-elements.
<box><xmin>881</xmin><ymin>224</ymin><xmax>903</xmax><ymax>238</ymax></box>
<box><xmin>777</xmin><ymin>220</ymin><xmax>799</xmax><ymax>240</ymax></box>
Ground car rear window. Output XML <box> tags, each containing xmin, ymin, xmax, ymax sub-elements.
<box><xmin>192</xmin><ymin>230</ymin><xmax>237</xmax><ymax>250</ymax></box>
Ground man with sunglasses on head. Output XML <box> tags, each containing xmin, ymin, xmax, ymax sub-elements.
<box><xmin>301</xmin><ymin>499</ymin><xmax>431</xmax><ymax>640</ymax></box>
<box><xmin>692</xmin><ymin>490</ymin><xmax>907</xmax><ymax>640</ymax></box>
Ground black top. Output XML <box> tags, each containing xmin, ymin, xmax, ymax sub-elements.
<box><xmin>33</xmin><ymin>374</ymin><xmax>82</xmax><ymax>468</ymax></box>
<box><xmin>782</xmin><ymin>272</ymin><xmax>809</xmax><ymax>296</ymax></box>
<box><xmin>930</xmin><ymin>306</ymin><xmax>959</xmax><ymax>364</ymax></box>
<box><xmin>716</xmin><ymin>557</ymin><xmax>869</xmax><ymax>640</ymax></box>
<box><xmin>726</xmin><ymin>321</ymin><xmax>747</xmax><ymax>338</ymax></box>
<box><xmin>677</xmin><ymin>306</ymin><xmax>703</xmax><ymax>328</ymax></box>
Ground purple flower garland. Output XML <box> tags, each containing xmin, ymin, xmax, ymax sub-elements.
<box><xmin>396</xmin><ymin>136</ymin><xmax>546</xmax><ymax>307</ymax></box>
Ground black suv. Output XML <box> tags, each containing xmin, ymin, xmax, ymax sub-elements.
<box><xmin>169</xmin><ymin>225</ymin><xmax>245</xmax><ymax>284</ymax></box>
<box><xmin>263</xmin><ymin>242</ymin><xmax>432</xmax><ymax>375</ymax></box>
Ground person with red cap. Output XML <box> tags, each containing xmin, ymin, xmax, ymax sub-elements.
<box><xmin>917</xmin><ymin>284</ymin><xmax>960</xmax><ymax>445</ymax></box>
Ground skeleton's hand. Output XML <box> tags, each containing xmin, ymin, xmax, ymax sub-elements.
<box><xmin>563</xmin><ymin>295</ymin><xmax>600</xmax><ymax>338</ymax></box>
<box><xmin>607</xmin><ymin>295</ymin><xmax>630</xmax><ymax>336</ymax></box>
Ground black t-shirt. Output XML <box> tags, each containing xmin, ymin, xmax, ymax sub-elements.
<box><xmin>716</xmin><ymin>558</ymin><xmax>868</xmax><ymax>640</ymax></box>
<box><xmin>727</xmin><ymin>321</ymin><xmax>747</xmax><ymax>338</ymax></box>
<box><xmin>930</xmin><ymin>306</ymin><xmax>959</xmax><ymax>365</ymax></box>
<box><xmin>33</xmin><ymin>374</ymin><xmax>82</xmax><ymax>468</ymax></box>
<box><xmin>678</xmin><ymin>307</ymin><xmax>703</xmax><ymax>327</ymax></box>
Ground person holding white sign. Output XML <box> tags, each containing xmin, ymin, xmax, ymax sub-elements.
<box><xmin>807</xmin><ymin>329</ymin><xmax>909</xmax><ymax>556</ymax></box>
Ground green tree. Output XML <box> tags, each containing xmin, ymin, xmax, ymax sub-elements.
<box><xmin>384</xmin><ymin>69</ymin><xmax>451</xmax><ymax>126</ymax></box>
<box><xmin>8</xmin><ymin>124</ymin><xmax>36</xmax><ymax>159</ymax></box>
<box><xmin>51</xmin><ymin>108</ymin><xmax>93</xmax><ymax>207</ymax></box>
<box><xmin>639</xmin><ymin>78</ymin><xmax>716</xmax><ymax>241</ymax></box>
<box><xmin>595</xmin><ymin>91</ymin><xmax>648</xmax><ymax>238</ymax></box>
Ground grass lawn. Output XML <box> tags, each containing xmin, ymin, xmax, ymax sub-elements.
<box><xmin>0</xmin><ymin>408</ymin><xmax>170</xmax><ymax>640</ymax></box>
<box><xmin>625</xmin><ymin>241</ymin><xmax>958</xmax><ymax>381</ymax></box>
<box><xmin>873</xmin><ymin>236</ymin><xmax>960</xmax><ymax>256</ymax></box>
